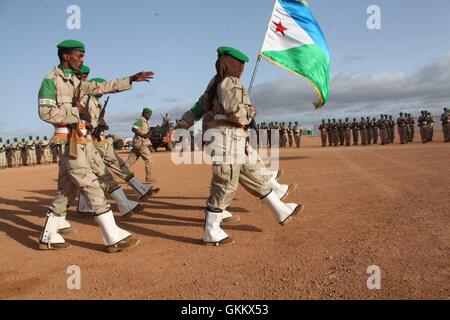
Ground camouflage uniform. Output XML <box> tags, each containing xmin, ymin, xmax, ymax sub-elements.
<box><xmin>0</xmin><ymin>138</ymin><xmax>6</xmax><ymax>169</ymax></box>
<box><xmin>326</xmin><ymin>120</ymin><xmax>333</xmax><ymax>146</ymax></box>
<box><xmin>359</xmin><ymin>118</ymin><xmax>367</xmax><ymax>145</ymax></box>
<box><xmin>26</xmin><ymin>136</ymin><xmax>37</xmax><ymax>166</ymax></box>
<box><xmin>377</xmin><ymin>115</ymin><xmax>388</xmax><ymax>145</ymax></box>
<box><xmin>407</xmin><ymin>114</ymin><xmax>415</xmax><ymax>143</ymax></box>
<box><xmin>371</xmin><ymin>118</ymin><xmax>378</xmax><ymax>144</ymax></box>
<box><xmin>287</xmin><ymin>122</ymin><xmax>294</xmax><ymax>147</ymax></box>
<box><xmin>343</xmin><ymin>118</ymin><xmax>352</xmax><ymax>146</ymax></box>
<box><xmin>418</xmin><ymin>112</ymin><xmax>428</xmax><ymax>143</ymax></box>
<box><xmin>351</xmin><ymin>118</ymin><xmax>359</xmax><ymax>145</ymax></box>
<box><xmin>337</xmin><ymin>120</ymin><xmax>345</xmax><ymax>146</ymax></box>
<box><xmin>318</xmin><ymin>121</ymin><xmax>327</xmax><ymax>147</ymax></box>
<box><xmin>125</xmin><ymin>114</ymin><xmax>154</xmax><ymax>183</ymax></box>
<box><xmin>366</xmin><ymin>117</ymin><xmax>372</xmax><ymax>145</ymax></box>
<box><xmin>441</xmin><ymin>109</ymin><xmax>450</xmax><ymax>142</ymax></box>
<box><xmin>293</xmin><ymin>122</ymin><xmax>301</xmax><ymax>147</ymax></box>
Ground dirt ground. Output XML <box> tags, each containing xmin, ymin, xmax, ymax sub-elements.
<box><xmin>1</xmin><ymin>134</ymin><xmax>449</xmax><ymax>300</ymax></box>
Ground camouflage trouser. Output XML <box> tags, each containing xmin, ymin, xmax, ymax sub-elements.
<box><xmin>280</xmin><ymin>135</ymin><xmax>288</xmax><ymax>148</ymax></box>
<box><xmin>390</xmin><ymin>127</ymin><xmax>395</xmax><ymax>143</ymax></box>
<box><xmin>327</xmin><ymin>131</ymin><xmax>332</xmax><ymax>146</ymax></box>
<box><xmin>320</xmin><ymin>131</ymin><xmax>327</xmax><ymax>147</ymax></box>
<box><xmin>367</xmin><ymin>128</ymin><xmax>373</xmax><ymax>144</ymax></box>
<box><xmin>372</xmin><ymin>129</ymin><xmax>378</xmax><ymax>144</ymax></box>
<box><xmin>338</xmin><ymin>131</ymin><xmax>344</xmax><ymax>145</ymax></box>
<box><xmin>52</xmin><ymin>147</ymin><xmax>58</xmax><ymax>163</ymax></box>
<box><xmin>207</xmin><ymin>161</ymin><xmax>272</xmax><ymax>211</ymax></box>
<box><xmin>332</xmin><ymin>131</ymin><xmax>339</xmax><ymax>147</ymax></box>
<box><xmin>27</xmin><ymin>149</ymin><xmax>36</xmax><ymax>165</ymax></box>
<box><xmin>288</xmin><ymin>134</ymin><xmax>294</xmax><ymax>147</ymax></box>
<box><xmin>86</xmin><ymin>142</ymin><xmax>120</xmax><ymax>194</ymax></box>
<box><xmin>352</xmin><ymin>131</ymin><xmax>359</xmax><ymax>145</ymax></box>
<box><xmin>360</xmin><ymin>129</ymin><xmax>367</xmax><ymax>145</ymax></box>
<box><xmin>294</xmin><ymin>134</ymin><xmax>301</xmax><ymax>147</ymax></box>
<box><xmin>399</xmin><ymin>126</ymin><xmax>407</xmax><ymax>144</ymax></box>
<box><xmin>126</xmin><ymin>145</ymin><xmax>153</xmax><ymax>183</ymax></box>
<box><xmin>428</xmin><ymin>125</ymin><xmax>434</xmax><ymax>142</ymax></box>
<box><xmin>49</xmin><ymin>144</ymin><xmax>110</xmax><ymax>216</ymax></box>
<box><xmin>380</xmin><ymin>128</ymin><xmax>387</xmax><ymax>145</ymax></box>
<box><xmin>0</xmin><ymin>152</ymin><xmax>6</xmax><ymax>168</ymax></box>
<box><xmin>95</xmin><ymin>142</ymin><xmax>133</xmax><ymax>181</ymax></box>
<box><xmin>409</xmin><ymin>126</ymin><xmax>415</xmax><ymax>142</ymax></box>
<box><xmin>444</xmin><ymin>123</ymin><xmax>450</xmax><ymax>142</ymax></box>
<box><xmin>344</xmin><ymin>131</ymin><xmax>351</xmax><ymax>146</ymax></box>
<box><xmin>420</xmin><ymin>126</ymin><xmax>427</xmax><ymax>143</ymax></box>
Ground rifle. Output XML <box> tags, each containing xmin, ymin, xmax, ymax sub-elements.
<box><xmin>92</xmin><ymin>96</ymin><xmax>110</xmax><ymax>141</ymax></box>
<box><xmin>69</xmin><ymin>83</ymin><xmax>84</xmax><ymax>159</ymax></box>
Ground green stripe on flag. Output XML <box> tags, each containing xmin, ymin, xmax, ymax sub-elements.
<box><xmin>261</xmin><ymin>44</ymin><xmax>330</xmax><ymax>108</ymax></box>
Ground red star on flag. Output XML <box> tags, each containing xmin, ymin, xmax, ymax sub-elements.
<box><xmin>273</xmin><ymin>21</ymin><xmax>287</xmax><ymax>37</ymax></box>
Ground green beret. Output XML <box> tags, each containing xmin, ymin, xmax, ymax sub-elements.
<box><xmin>143</xmin><ymin>108</ymin><xmax>153</xmax><ymax>114</ymax></box>
<box><xmin>91</xmin><ymin>77</ymin><xmax>106</xmax><ymax>83</ymax></box>
<box><xmin>217</xmin><ymin>46</ymin><xmax>249</xmax><ymax>63</ymax></box>
<box><xmin>57</xmin><ymin>39</ymin><xmax>85</xmax><ymax>52</ymax></box>
<box><xmin>79</xmin><ymin>65</ymin><xmax>90</xmax><ymax>74</ymax></box>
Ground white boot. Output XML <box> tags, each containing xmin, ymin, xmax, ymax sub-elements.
<box><xmin>203</xmin><ymin>210</ymin><xmax>234</xmax><ymax>246</ymax></box>
<box><xmin>95</xmin><ymin>210</ymin><xmax>139</xmax><ymax>252</ymax></box>
<box><xmin>77</xmin><ymin>192</ymin><xmax>92</xmax><ymax>214</ymax></box>
<box><xmin>221</xmin><ymin>210</ymin><xmax>240</xmax><ymax>223</ymax></box>
<box><xmin>109</xmin><ymin>188</ymin><xmax>140</xmax><ymax>217</ymax></box>
<box><xmin>39</xmin><ymin>211</ymin><xmax>70</xmax><ymax>250</ymax></box>
<box><xmin>57</xmin><ymin>216</ymin><xmax>73</xmax><ymax>234</ymax></box>
<box><xmin>268</xmin><ymin>178</ymin><xmax>297</xmax><ymax>200</ymax></box>
<box><xmin>262</xmin><ymin>191</ymin><xmax>303</xmax><ymax>226</ymax></box>
<box><xmin>127</xmin><ymin>175</ymin><xmax>158</xmax><ymax>199</ymax></box>
<box><xmin>271</xmin><ymin>169</ymin><xmax>284</xmax><ymax>180</ymax></box>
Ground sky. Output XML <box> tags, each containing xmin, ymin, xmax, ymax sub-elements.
<box><xmin>1</xmin><ymin>0</ymin><xmax>450</xmax><ymax>139</ymax></box>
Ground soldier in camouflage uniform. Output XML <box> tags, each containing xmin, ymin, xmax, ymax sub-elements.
<box><xmin>293</xmin><ymin>121</ymin><xmax>301</xmax><ymax>147</ymax></box>
<box><xmin>351</xmin><ymin>118</ymin><xmax>359</xmax><ymax>145</ymax></box>
<box><xmin>40</xmin><ymin>136</ymin><xmax>52</xmax><ymax>165</ymax></box>
<box><xmin>397</xmin><ymin>112</ymin><xmax>407</xmax><ymax>144</ymax></box>
<box><xmin>359</xmin><ymin>117</ymin><xmax>367</xmax><ymax>145</ymax></box>
<box><xmin>343</xmin><ymin>118</ymin><xmax>351</xmax><ymax>146</ymax></box>
<box><xmin>174</xmin><ymin>47</ymin><xmax>302</xmax><ymax>246</ymax></box>
<box><xmin>318</xmin><ymin>119</ymin><xmax>327</xmax><ymax>147</ymax></box>
<box><xmin>5</xmin><ymin>139</ymin><xmax>12</xmax><ymax>167</ymax></box>
<box><xmin>388</xmin><ymin>115</ymin><xmax>395</xmax><ymax>144</ymax></box>
<box><xmin>337</xmin><ymin>119</ymin><xmax>344</xmax><ymax>146</ymax></box>
<box><xmin>331</xmin><ymin>119</ymin><xmax>339</xmax><ymax>147</ymax></box>
<box><xmin>125</xmin><ymin>108</ymin><xmax>156</xmax><ymax>183</ymax></box>
<box><xmin>326</xmin><ymin>119</ymin><xmax>333</xmax><ymax>146</ymax></box>
<box><xmin>427</xmin><ymin>112</ymin><xmax>434</xmax><ymax>142</ymax></box>
<box><xmin>407</xmin><ymin>114</ymin><xmax>415</xmax><ymax>143</ymax></box>
<box><xmin>418</xmin><ymin>111</ymin><xmax>428</xmax><ymax>143</ymax></box>
<box><xmin>26</xmin><ymin>136</ymin><xmax>37</xmax><ymax>166</ymax></box>
<box><xmin>366</xmin><ymin>116</ymin><xmax>372</xmax><ymax>145</ymax></box>
<box><xmin>441</xmin><ymin>108</ymin><xmax>450</xmax><ymax>143</ymax></box>
<box><xmin>0</xmin><ymin>138</ymin><xmax>6</xmax><ymax>169</ymax></box>
<box><xmin>37</xmin><ymin>39</ymin><xmax>152</xmax><ymax>252</ymax></box>
<box><xmin>20</xmin><ymin>138</ymin><xmax>26</xmax><ymax>166</ymax></box>
<box><xmin>287</xmin><ymin>122</ymin><xmax>294</xmax><ymax>148</ymax></box>
<box><xmin>371</xmin><ymin>118</ymin><xmax>378</xmax><ymax>144</ymax></box>
<box><xmin>377</xmin><ymin>115</ymin><xmax>387</xmax><ymax>145</ymax></box>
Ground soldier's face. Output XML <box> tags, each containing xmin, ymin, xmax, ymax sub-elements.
<box><xmin>64</xmin><ymin>50</ymin><xmax>84</xmax><ymax>72</ymax></box>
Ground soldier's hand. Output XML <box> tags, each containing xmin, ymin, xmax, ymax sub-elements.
<box><xmin>130</xmin><ymin>71</ymin><xmax>155</xmax><ymax>83</ymax></box>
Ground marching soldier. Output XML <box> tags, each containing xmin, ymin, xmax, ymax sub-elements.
<box><xmin>125</xmin><ymin>108</ymin><xmax>156</xmax><ymax>183</ymax></box>
<box><xmin>293</xmin><ymin>121</ymin><xmax>301</xmax><ymax>148</ymax></box>
<box><xmin>331</xmin><ymin>119</ymin><xmax>339</xmax><ymax>147</ymax></box>
<box><xmin>20</xmin><ymin>138</ymin><xmax>26</xmax><ymax>166</ymax></box>
<box><xmin>0</xmin><ymin>138</ymin><xmax>6</xmax><ymax>169</ymax></box>
<box><xmin>397</xmin><ymin>112</ymin><xmax>407</xmax><ymax>144</ymax></box>
<box><xmin>366</xmin><ymin>116</ymin><xmax>373</xmax><ymax>145</ymax></box>
<box><xmin>5</xmin><ymin>139</ymin><xmax>12</xmax><ymax>167</ymax></box>
<box><xmin>343</xmin><ymin>117</ymin><xmax>351</xmax><ymax>146</ymax></box>
<box><xmin>337</xmin><ymin>119</ymin><xmax>344</xmax><ymax>146</ymax></box>
<box><xmin>173</xmin><ymin>46</ymin><xmax>302</xmax><ymax>246</ymax></box>
<box><xmin>359</xmin><ymin>117</ymin><xmax>367</xmax><ymax>145</ymax></box>
<box><xmin>351</xmin><ymin>118</ymin><xmax>359</xmax><ymax>145</ymax></box>
<box><xmin>318</xmin><ymin>119</ymin><xmax>327</xmax><ymax>147</ymax></box>
<box><xmin>40</xmin><ymin>136</ymin><xmax>52</xmax><ymax>165</ymax></box>
<box><xmin>36</xmin><ymin>136</ymin><xmax>42</xmax><ymax>164</ymax></box>
<box><xmin>26</xmin><ymin>136</ymin><xmax>37</xmax><ymax>166</ymax></box>
<box><xmin>388</xmin><ymin>115</ymin><xmax>395</xmax><ymax>143</ymax></box>
<box><xmin>371</xmin><ymin>117</ymin><xmax>378</xmax><ymax>144</ymax></box>
<box><xmin>280</xmin><ymin>123</ymin><xmax>288</xmax><ymax>148</ymax></box>
<box><xmin>441</xmin><ymin>108</ymin><xmax>450</xmax><ymax>142</ymax></box>
<box><xmin>37</xmin><ymin>39</ymin><xmax>152</xmax><ymax>252</ymax></box>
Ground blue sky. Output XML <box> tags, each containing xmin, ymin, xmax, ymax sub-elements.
<box><xmin>1</xmin><ymin>0</ymin><xmax>450</xmax><ymax>138</ymax></box>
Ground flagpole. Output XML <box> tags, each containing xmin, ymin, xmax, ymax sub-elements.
<box><xmin>248</xmin><ymin>54</ymin><xmax>262</xmax><ymax>96</ymax></box>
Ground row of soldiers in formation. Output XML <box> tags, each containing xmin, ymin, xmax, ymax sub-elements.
<box><xmin>256</xmin><ymin>121</ymin><xmax>302</xmax><ymax>148</ymax></box>
<box><xmin>318</xmin><ymin>109</ymin><xmax>450</xmax><ymax>147</ymax></box>
<box><xmin>0</xmin><ymin>136</ymin><xmax>58</xmax><ymax>169</ymax></box>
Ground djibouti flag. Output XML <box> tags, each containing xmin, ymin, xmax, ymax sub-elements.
<box><xmin>261</xmin><ymin>0</ymin><xmax>330</xmax><ymax>108</ymax></box>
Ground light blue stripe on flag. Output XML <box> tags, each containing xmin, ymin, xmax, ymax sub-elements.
<box><xmin>279</xmin><ymin>0</ymin><xmax>330</xmax><ymax>62</ymax></box>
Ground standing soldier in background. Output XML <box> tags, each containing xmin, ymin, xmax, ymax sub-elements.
<box><xmin>388</xmin><ymin>115</ymin><xmax>395</xmax><ymax>144</ymax></box>
<box><xmin>343</xmin><ymin>118</ymin><xmax>351</xmax><ymax>146</ymax></box>
<box><xmin>427</xmin><ymin>112</ymin><xmax>434</xmax><ymax>142</ymax></box>
<box><xmin>418</xmin><ymin>111</ymin><xmax>428</xmax><ymax>143</ymax></box>
<box><xmin>337</xmin><ymin>119</ymin><xmax>345</xmax><ymax>146</ymax></box>
<box><xmin>293</xmin><ymin>121</ymin><xmax>301</xmax><ymax>148</ymax></box>
<box><xmin>287</xmin><ymin>122</ymin><xmax>294</xmax><ymax>148</ymax></box>
<box><xmin>331</xmin><ymin>119</ymin><xmax>339</xmax><ymax>147</ymax></box>
<box><xmin>11</xmin><ymin>138</ymin><xmax>20</xmax><ymax>167</ymax></box>
<box><xmin>351</xmin><ymin>118</ymin><xmax>359</xmax><ymax>145</ymax></box>
<box><xmin>280</xmin><ymin>123</ymin><xmax>288</xmax><ymax>148</ymax></box>
<box><xmin>366</xmin><ymin>116</ymin><xmax>373</xmax><ymax>145</ymax></box>
<box><xmin>326</xmin><ymin>119</ymin><xmax>333</xmax><ymax>146</ymax></box>
<box><xmin>371</xmin><ymin>117</ymin><xmax>378</xmax><ymax>144</ymax></box>
<box><xmin>407</xmin><ymin>113</ymin><xmax>415</xmax><ymax>143</ymax></box>
<box><xmin>359</xmin><ymin>117</ymin><xmax>367</xmax><ymax>146</ymax></box>
<box><xmin>26</xmin><ymin>136</ymin><xmax>37</xmax><ymax>166</ymax></box>
<box><xmin>318</xmin><ymin>119</ymin><xmax>327</xmax><ymax>147</ymax></box>
<box><xmin>126</xmin><ymin>108</ymin><xmax>156</xmax><ymax>183</ymax></box>
<box><xmin>40</xmin><ymin>136</ymin><xmax>52</xmax><ymax>165</ymax></box>
<box><xmin>5</xmin><ymin>139</ymin><xmax>12</xmax><ymax>167</ymax></box>
<box><xmin>377</xmin><ymin>115</ymin><xmax>387</xmax><ymax>145</ymax></box>
<box><xmin>51</xmin><ymin>141</ymin><xmax>58</xmax><ymax>163</ymax></box>
<box><xmin>441</xmin><ymin>108</ymin><xmax>450</xmax><ymax>142</ymax></box>
<box><xmin>20</xmin><ymin>138</ymin><xmax>26</xmax><ymax>166</ymax></box>
<box><xmin>397</xmin><ymin>112</ymin><xmax>407</xmax><ymax>144</ymax></box>
<box><xmin>0</xmin><ymin>138</ymin><xmax>6</xmax><ymax>169</ymax></box>
<box><xmin>36</xmin><ymin>136</ymin><xmax>42</xmax><ymax>164</ymax></box>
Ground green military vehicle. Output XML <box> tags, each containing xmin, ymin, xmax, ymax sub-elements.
<box><xmin>150</xmin><ymin>114</ymin><xmax>175</xmax><ymax>152</ymax></box>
